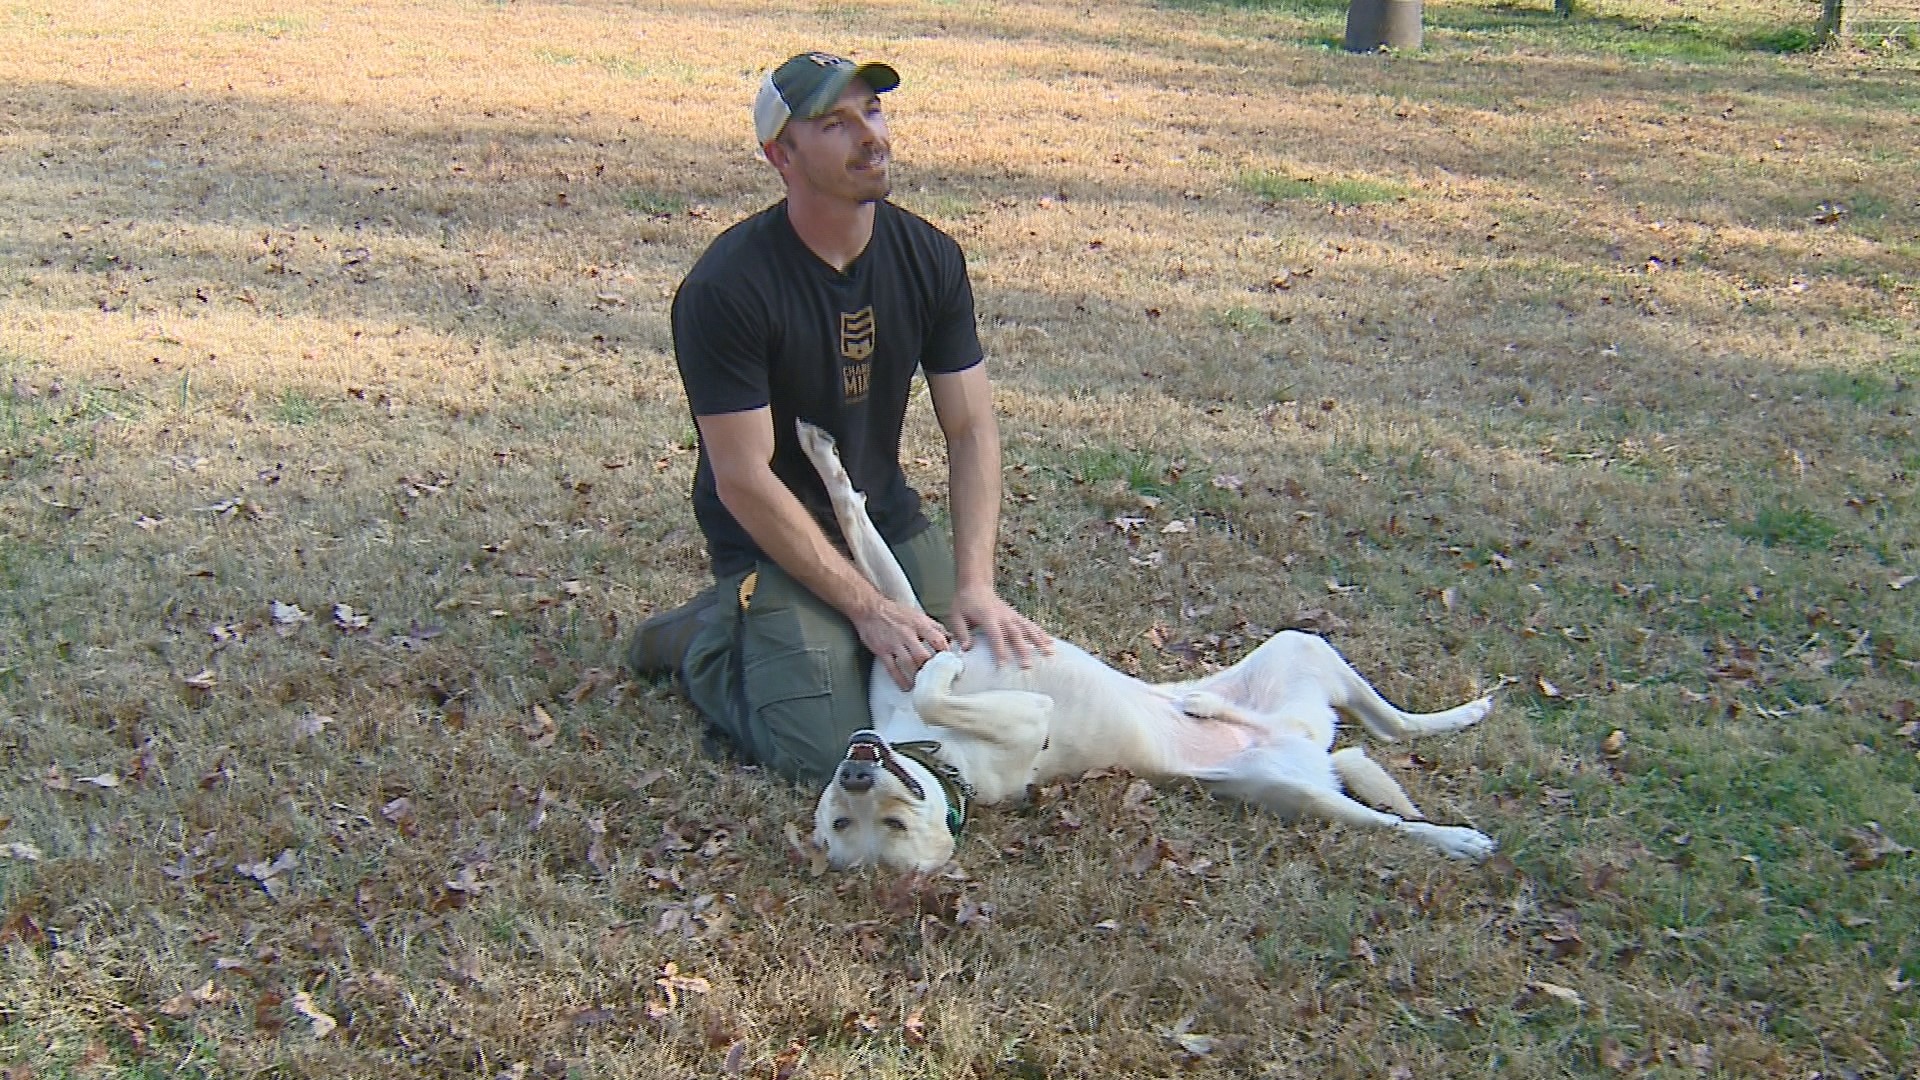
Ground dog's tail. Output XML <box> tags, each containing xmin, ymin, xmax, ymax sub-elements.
<box><xmin>1331</xmin><ymin>747</ymin><xmax>1422</xmax><ymax>820</ymax></box>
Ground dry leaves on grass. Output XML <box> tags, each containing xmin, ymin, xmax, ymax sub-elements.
<box><xmin>236</xmin><ymin>849</ymin><xmax>297</xmax><ymax>901</ymax></box>
<box><xmin>157</xmin><ymin>980</ymin><xmax>229</xmax><ymax>1019</ymax></box>
<box><xmin>271</xmin><ymin>600</ymin><xmax>311</xmax><ymax>635</ymax></box>
<box><xmin>290</xmin><ymin>990</ymin><xmax>337</xmax><ymax>1037</ymax></box>
<box><xmin>523</xmin><ymin>703</ymin><xmax>557</xmax><ymax>749</ymax></box>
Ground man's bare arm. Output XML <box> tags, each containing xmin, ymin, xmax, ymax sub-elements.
<box><xmin>925</xmin><ymin>364</ymin><xmax>1051</xmax><ymax>668</ymax></box>
<box><xmin>698</xmin><ymin>407</ymin><xmax>948</xmax><ymax>689</ymax></box>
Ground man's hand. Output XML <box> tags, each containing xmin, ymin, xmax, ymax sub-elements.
<box><xmin>854</xmin><ymin>600</ymin><xmax>953</xmax><ymax>691</ymax></box>
<box><xmin>948</xmin><ymin>584</ymin><xmax>1052</xmax><ymax>671</ymax></box>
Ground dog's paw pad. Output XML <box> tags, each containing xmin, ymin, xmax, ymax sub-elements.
<box><xmin>1178</xmin><ymin>690</ymin><xmax>1231</xmax><ymax>718</ymax></box>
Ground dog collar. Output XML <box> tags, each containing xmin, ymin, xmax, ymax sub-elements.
<box><xmin>890</xmin><ymin>739</ymin><xmax>973</xmax><ymax>837</ymax></box>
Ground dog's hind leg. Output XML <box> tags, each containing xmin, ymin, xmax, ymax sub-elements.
<box><xmin>1194</xmin><ymin>743</ymin><xmax>1494</xmax><ymax>860</ymax></box>
<box><xmin>1330</xmin><ymin>747</ymin><xmax>1421</xmax><ymax>819</ymax></box>
<box><xmin>1232</xmin><ymin>631</ymin><xmax>1493</xmax><ymax>742</ymax></box>
<box><xmin>796</xmin><ymin>420</ymin><xmax>922</xmax><ymax>613</ymax></box>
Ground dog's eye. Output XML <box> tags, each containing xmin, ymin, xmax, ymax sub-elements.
<box><xmin>831</xmin><ymin>817</ymin><xmax>852</xmax><ymax>831</ymax></box>
<box><xmin>883</xmin><ymin>817</ymin><xmax>908</xmax><ymax>832</ymax></box>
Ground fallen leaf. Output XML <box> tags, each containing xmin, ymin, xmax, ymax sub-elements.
<box><xmin>1</xmin><ymin>842</ymin><xmax>44</xmax><ymax>861</ymax></box>
<box><xmin>655</xmin><ymin>962</ymin><xmax>712</xmax><ymax>1010</ymax></box>
<box><xmin>1888</xmin><ymin>967</ymin><xmax>1912</xmax><ymax>993</ymax></box>
<box><xmin>1523</xmin><ymin>980</ymin><xmax>1584</xmax><ymax>1007</ymax></box>
<box><xmin>524</xmin><ymin>704</ymin><xmax>557</xmax><ymax>749</ymax></box>
<box><xmin>182</xmin><ymin>670</ymin><xmax>218</xmax><ymax>691</ymax></box>
<box><xmin>1845</xmin><ymin>823</ymin><xmax>1913</xmax><ymax>870</ymax></box>
<box><xmin>1176</xmin><ymin>1033</ymin><xmax>1216</xmax><ymax>1057</ymax></box>
<box><xmin>158</xmin><ymin>980</ymin><xmax>228</xmax><ymax>1018</ymax></box>
<box><xmin>289</xmin><ymin>990</ymin><xmax>336</xmax><ymax>1038</ymax></box>
<box><xmin>1538</xmin><ymin>675</ymin><xmax>1562</xmax><ymax>698</ymax></box>
<box><xmin>295</xmin><ymin>714</ymin><xmax>333</xmax><ymax>739</ymax></box>
<box><xmin>784</xmin><ymin>821</ymin><xmax>829</xmax><ymax>877</ymax></box>
<box><xmin>1601</xmin><ymin>729</ymin><xmax>1627</xmax><ymax>756</ymax></box>
<box><xmin>1160</xmin><ymin>519</ymin><xmax>1190</xmax><ymax>535</ymax></box>
<box><xmin>332</xmin><ymin>603</ymin><xmax>371</xmax><ymax>631</ymax></box>
<box><xmin>77</xmin><ymin>773</ymin><xmax>121</xmax><ymax>789</ymax></box>
<box><xmin>1286</xmin><ymin>607</ymin><xmax>1350</xmax><ymax>635</ymax></box>
<box><xmin>380</xmin><ymin>797</ymin><xmax>417</xmax><ymax>835</ymax></box>
<box><xmin>1325</xmin><ymin>578</ymin><xmax>1358</xmax><ymax>595</ymax></box>
<box><xmin>271</xmin><ymin>601</ymin><xmax>311</xmax><ymax>635</ymax></box>
<box><xmin>1890</xmin><ymin>574</ymin><xmax>1915</xmax><ymax>591</ymax></box>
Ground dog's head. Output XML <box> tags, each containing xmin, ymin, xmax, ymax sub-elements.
<box><xmin>812</xmin><ymin>730</ymin><xmax>963</xmax><ymax>872</ymax></box>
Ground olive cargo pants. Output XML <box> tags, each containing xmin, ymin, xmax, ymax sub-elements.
<box><xmin>680</xmin><ymin>526</ymin><xmax>955</xmax><ymax>785</ymax></box>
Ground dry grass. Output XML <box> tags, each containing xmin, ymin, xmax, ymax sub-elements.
<box><xmin>2</xmin><ymin>0</ymin><xmax>1916</xmax><ymax>1076</ymax></box>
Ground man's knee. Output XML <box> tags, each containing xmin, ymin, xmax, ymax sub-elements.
<box><xmin>686</xmin><ymin>563</ymin><xmax>873</xmax><ymax>785</ymax></box>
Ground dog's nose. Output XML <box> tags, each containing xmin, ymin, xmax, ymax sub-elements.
<box><xmin>838</xmin><ymin>759</ymin><xmax>878</xmax><ymax>794</ymax></box>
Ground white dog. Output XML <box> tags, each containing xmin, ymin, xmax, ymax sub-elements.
<box><xmin>798</xmin><ymin>422</ymin><xmax>1498</xmax><ymax>872</ymax></box>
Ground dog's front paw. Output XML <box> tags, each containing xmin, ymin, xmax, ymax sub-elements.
<box><xmin>1399</xmin><ymin>821</ymin><xmax>1497</xmax><ymax>861</ymax></box>
<box><xmin>795</xmin><ymin>420</ymin><xmax>849</xmax><ymax>477</ymax></box>
<box><xmin>915</xmin><ymin>650</ymin><xmax>965</xmax><ymax>694</ymax></box>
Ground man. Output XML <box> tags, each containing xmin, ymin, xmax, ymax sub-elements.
<box><xmin>628</xmin><ymin>52</ymin><xmax>1051</xmax><ymax>784</ymax></box>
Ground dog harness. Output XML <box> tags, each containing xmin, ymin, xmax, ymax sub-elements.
<box><xmin>892</xmin><ymin>740</ymin><xmax>972</xmax><ymax>837</ymax></box>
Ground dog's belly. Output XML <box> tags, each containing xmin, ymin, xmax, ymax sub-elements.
<box><xmin>936</xmin><ymin>643</ymin><xmax>1271</xmax><ymax>776</ymax></box>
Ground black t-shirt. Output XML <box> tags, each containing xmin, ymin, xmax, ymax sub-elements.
<box><xmin>672</xmin><ymin>200</ymin><xmax>985</xmax><ymax>578</ymax></box>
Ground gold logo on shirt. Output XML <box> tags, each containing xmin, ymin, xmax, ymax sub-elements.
<box><xmin>840</xmin><ymin>306</ymin><xmax>874</xmax><ymax>401</ymax></box>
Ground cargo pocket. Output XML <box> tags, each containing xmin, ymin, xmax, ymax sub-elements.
<box><xmin>740</xmin><ymin>644</ymin><xmax>841</xmax><ymax>783</ymax></box>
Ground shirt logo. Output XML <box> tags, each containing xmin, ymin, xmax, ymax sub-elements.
<box><xmin>840</xmin><ymin>306</ymin><xmax>874</xmax><ymax>401</ymax></box>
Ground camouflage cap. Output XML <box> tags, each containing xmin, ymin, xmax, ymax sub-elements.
<box><xmin>753</xmin><ymin>52</ymin><xmax>900</xmax><ymax>146</ymax></box>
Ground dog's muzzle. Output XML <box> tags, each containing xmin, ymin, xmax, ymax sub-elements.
<box><xmin>839</xmin><ymin>730</ymin><xmax>926</xmax><ymax>801</ymax></box>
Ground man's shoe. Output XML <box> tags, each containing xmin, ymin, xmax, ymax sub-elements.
<box><xmin>627</xmin><ymin>585</ymin><xmax>722</xmax><ymax>678</ymax></box>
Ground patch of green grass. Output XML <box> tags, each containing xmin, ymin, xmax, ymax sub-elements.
<box><xmin>1240</xmin><ymin>170</ymin><xmax>1407</xmax><ymax>204</ymax></box>
<box><xmin>533</xmin><ymin>46</ymin><xmax>579</xmax><ymax>66</ymax></box>
<box><xmin>270</xmin><ymin>388</ymin><xmax>321</xmax><ymax>426</ymax></box>
<box><xmin>1744</xmin><ymin>23</ymin><xmax>1816</xmax><ymax>52</ymax></box>
<box><xmin>621</xmin><ymin>188</ymin><xmax>686</xmax><ymax>216</ymax></box>
<box><xmin>1813</xmin><ymin>370</ymin><xmax>1903</xmax><ymax>406</ymax></box>
<box><xmin>1732</xmin><ymin>506</ymin><xmax>1840</xmax><ymax>552</ymax></box>
<box><xmin>0</xmin><ymin>372</ymin><xmax>133</xmax><ymax>476</ymax></box>
<box><xmin>213</xmin><ymin>16</ymin><xmax>308</xmax><ymax>38</ymax></box>
<box><xmin>1215</xmin><ymin>305</ymin><xmax>1272</xmax><ymax>332</ymax></box>
<box><xmin>911</xmin><ymin>193</ymin><xmax>981</xmax><ymax>221</ymax></box>
<box><xmin>595</xmin><ymin>53</ymin><xmax>645</xmax><ymax>77</ymax></box>
<box><xmin>1070</xmin><ymin>446</ymin><xmax>1181</xmax><ymax>497</ymax></box>
<box><xmin>1159</xmin><ymin>0</ymin><xmax>1347</xmax><ymax>14</ymax></box>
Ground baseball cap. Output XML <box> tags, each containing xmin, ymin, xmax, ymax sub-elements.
<box><xmin>753</xmin><ymin>52</ymin><xmax>901</xmax><ymax>146</ymax></box>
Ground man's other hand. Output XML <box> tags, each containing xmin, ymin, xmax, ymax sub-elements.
<box><xmin>948</xmin><ymin>585</ymin><xmax>1052</xmax><ymax>671</ymax></box>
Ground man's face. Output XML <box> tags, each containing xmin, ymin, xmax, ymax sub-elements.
<box><xmin>774</xmin><ymin>82</ymin><xmax>891</xmax><ymax>204</ymax></box>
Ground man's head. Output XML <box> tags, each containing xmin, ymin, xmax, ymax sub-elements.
<box><xmin>755</xmin><ymin>52</ymin><xmax>899</xmax><ymax>204</ymax></box>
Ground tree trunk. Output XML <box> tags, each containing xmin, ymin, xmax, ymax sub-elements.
<box><xmin>1814</xmin><ymin>0</ymin><xmax>1847</xmax><ymax>45</ymax></box>
<box><xmin>1554</xmin><ymin>0</ymin><xmax>1578</xmax><ymax>16</ymax></box>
